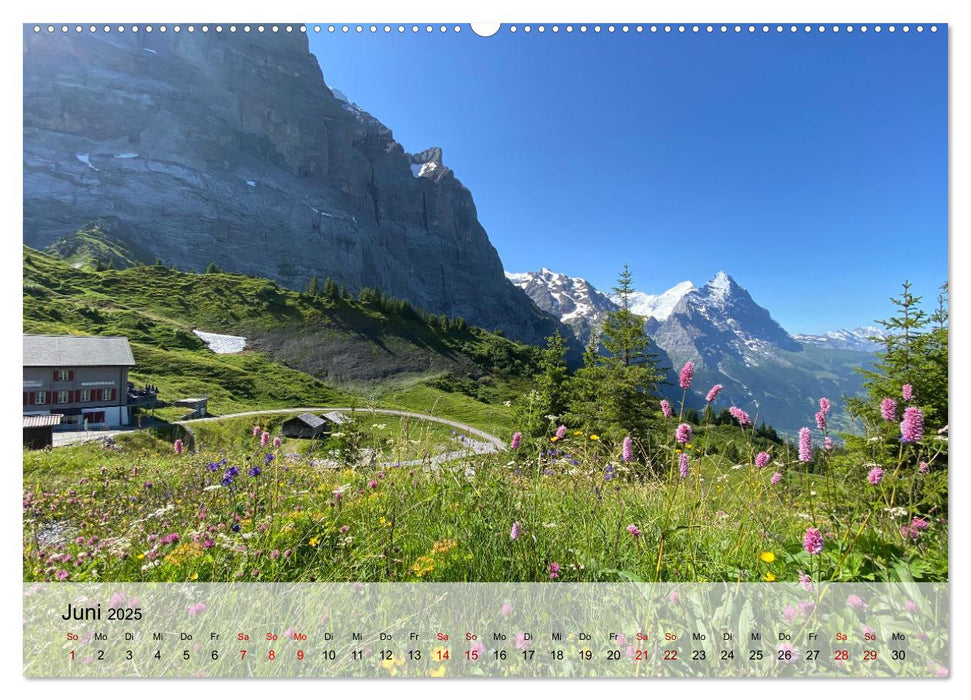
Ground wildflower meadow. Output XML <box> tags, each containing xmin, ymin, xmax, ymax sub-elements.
<box><xmin>23</xmin><ymin>378</ymin><xmax>947</xmax><ymax>584</ymax></box>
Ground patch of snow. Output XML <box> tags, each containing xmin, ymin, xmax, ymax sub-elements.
<box><xmin>75</xmin><ymin>153</ymin><xmax>98</xmax><ymax>171</ymax></box>
<box><xmin>418</xmin><ymin>161</ymin><xmax>439</xmax><ymax>178</ymax></box>
<box><xmin>71</xmin><ymin>262</ymin><xmax>83</xmax><ymax>269</ymax></box>
<box><xmin>505</xmin><ymin>271</ymin><xmax>531</xmax><ymax>283</ymax></box>
<box><xmin>193</xmin><ymin>330</ymin><xmax>247</xmax><ymax>354</ymax></box>
<box><xmin>246</xmin><ymin>180</ymin><xmax>256</xmax><ymax>187</ymax></box>
<box><xmin>625</xmin><ymin>281</ymin><xmax>695</xmax><ymax>321</ymax></box>
<box><xmin>410</xmin><ymin>163</ymin><xmax>422</xmax><ymax>177</ymax></box>
<box><xmin>114</xmin><ymin>153</ymin><xmax>138</xmax><ymax>159</ymax></box>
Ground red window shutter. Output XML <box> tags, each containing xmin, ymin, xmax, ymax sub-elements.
<box><xmin>68</xmin><ymin>390</ymin><xmax>75</xmax><ymax>403</ymax></box>
<box><xmin>23</xmin><ymin>392</ymin><xmax>28</xmax><ymax>406</ymax></box>
<box><xmin>110</xmin><ymin>388</ymin><xmax>117</xmax><ymax>401</ymax></box>
<box><xmin>69</xmin><ymin>370</ymin><xmax>75</xmax><ymax>381</ymax></box>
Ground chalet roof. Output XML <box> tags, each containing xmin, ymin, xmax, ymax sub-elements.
<box><xmin>284</xmin><ymin>413</ymin><xmax>326</xmax><ymax>429</ymax></box>
<box><xmin>322</xmin><ymin>411</ymin><xmax>350</xmax><ymax>425</ymax></box>
<box><xmin>23</xmin><ymin>335</ymin><xmax>135</xmax><ymax>367</ymax></box>
<box><xmin>23</xmin><ymin>414</ymin><xmax>63</xmax><ymax>428</ymax></box>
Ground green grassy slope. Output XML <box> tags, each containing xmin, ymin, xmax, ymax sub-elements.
<box><xmin>22</xmin><ymin>247</ymin><xmax>532</xmax><ymax>427</ymax></box>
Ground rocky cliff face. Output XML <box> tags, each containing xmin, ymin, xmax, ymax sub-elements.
<box><xmin>22</xmin><ymin>29</ymin><xmax>565</xmax><ymax>346</ymax></box>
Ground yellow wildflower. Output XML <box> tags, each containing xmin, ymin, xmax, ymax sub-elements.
<box><xmin>429</xmin><ymin>665</ymin><xmax>446</xmax><ymax>677</ymax></box>
<box><xmin>590</xmin><ymin>434</ymin><xmax>600</xmax><ymax>441</ymax></box>
<box><xmin>760</xmin><ymin>551</ymin><xmax>776</xmax><ymax>563</ymax></box>
<box><xmin>574</xmin><ymin>430</ymin><xmax>582</xmax><ymax>436</ymax></box>
<box><xmin>308</xmin><ymin>536</ymin><xmax>320</xmax><ymax>547</ymax></box>
<box><xmin>763</xmin><ymin>572</ymin><xmax>777</xmax><ymax>582</ymax></box>
<box><xmin>550</xmin><ymin>436</ymin><xmax>558</xmax><ymax>442</ymax></box>
<box><xmin>189</xmin><ymin>572</ymin><xmax>199</xmax><ymax>581</ymax></box>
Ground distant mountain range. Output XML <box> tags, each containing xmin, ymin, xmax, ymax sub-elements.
<box><xmin>507</xmin><ymin>269</ymin><xmax>878</xmax><ymax>434</ymax></box>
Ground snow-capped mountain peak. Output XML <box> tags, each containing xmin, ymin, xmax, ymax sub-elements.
<box><xmin>793</xmin><ymin>326</ymin><xmax>887</xmax><ymax>352</ymax></box>
<box><xmin>623</xmin><ymin>281</ymin><xmax>695</xmax><ymax>321</ymax></box>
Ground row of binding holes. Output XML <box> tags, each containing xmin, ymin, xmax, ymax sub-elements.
<box><xmin>34</xmin><ymin>24</ymin><xmax>939</xmax><ymax>34</ymax></box>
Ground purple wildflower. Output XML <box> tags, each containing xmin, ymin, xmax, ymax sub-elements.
<box><xmin>900</xmin><ymin>407</ymin><xmax>924</xmax><ymax>443</ymax></box>
<box><xmin>188</xmin><ymin>603</ymin><xmax>206</xmax><ymax>615</ymax></box>
<box><xmin>755</xmin><ymin>451</ymin><xmax>770</xmax><ymax>468</ymax></box>
<box><xmin>824</xmin><ymin>436</ymin><xmax>834</xmax><ymax>451</ymax></box>
<box><xmin>798</xmin><ymin>571</ymin><xmax>814</xmax><ymax>592</ymax></box>
<box><xmin>174</xmin><ymin>439</ymin><xmax>184</xmax><ymax>454</ymax></box>
<box><xmin>604</xmin><ymin>464</ymin><xmax>616</xmax><ymax>481</ymax></box>
<box><xmin>510</xmin><ymin>432</ymin><xmax>522</xmax><ymax>450</ymax></box>
<box><xmin>675</xmin><ymin>423</ymin><xmax>692</xmax><ymax>444</ymax></box>
<box><xmin>679</xmin><ymin>361</ymin><xmax>695</xmax><ymax>390</ymax></box>
<box><xmin>555</xmin><ymin>425</ymin><xmax>567</xmax><ymax>440</ymax></box>
<box><xmin>770</xmin><ymin>472</ymin><xmax>782</xmax><ymax>484</ymax></box>
<box><xmin>548</xmin><ymin>562</ymin><xmax>560</xmax><ymax>580</ymax></box>
<box><xmin>273</xmin><ymin>436</ymin><xmax>282</xmax><ymax>448</ymax></box>
<box><xmin>252</xmin><ymin>425</ymin><xmax>261</xmax><ymax>437</ymax></box>
<box><xmin>260</xmin><ymin>431</ymin><xmax>270</xmax><ymax>447</ymax></box>
<box><xmin>815</xmin><ymin>411</ymin><xmax>827</xmax><ymax>431</ymax></box>
<box><xmin>264</xmin><ymin>453</ymin><xmax>275</xmax><ymax>464</ymax></box>
<box><xmin>867</xmin><ymin>466</ymin><xmax>884</xmax><ymax>485</ymax></box>
<box><xmin>919</xmin><ymin>461</ymin><xmax>930</xmax><ymax>474</ymax></box>
<box><xmin>881</xmin><ymin>398</ymin><xmax>897</xmax><ymax>422</ymax></box>
<box><xmin>819</xmin><ymin>397</ymin><xmax>831</xmax><ymax>415</ymax></box>
<box><xmin>846</xmin><ymin>594</ymin><xmax>868</xmax><ymax>611</ymax></box>
<box><xmin>679</xmin><ymin>453</ymin><xmax>689</xmax><ymax>479</ymax></box>
<box><xmin>902</xmin><ymin>383</ymin><xmax>914</xmax><ymax>401</ymax></box>
<box><xmin>729</xmin><ymin>406</ymin><xmax>751</xmax><ymax>426</ymax></box>
<box><xmin>248</xmin><ymin>466</ymin><xmax>261</xmax><ymax>478</ymax></box>
<box><xmin>798</xmin><ymin>427</ymin><xmax>812</xmax><ymax>463</ymax></box>
<box><xmin>660</xmin><ymin>399</ymin><xmax>673</xmax><ymax>418</ymax></box>
<box><xmin>627</xmin><ymin>524</ymin><xmax>641</xmax><ymax>537</ymax></box>
<box><xmin>706</xmin><ymin>384</ymin><xmax>724</xmax><ymax>403</ymax></box>
<box><xmin>510</xmin><ymin>522</ymin><xmax>521</xmax><ymax>540</ymax></box>
<box><xmin>622</xmin><ymin>436</ymin><xmax>633</xmax><ymax>462</ymax></box>
<box><xmin>803</xmin><ymin>527</ymin><xmax>824</xmax><ymax>555</ymax></box>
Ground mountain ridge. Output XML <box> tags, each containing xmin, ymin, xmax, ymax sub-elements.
<box><xmin>507</xmin><ymin>267</ymin><xmax>875</xmax><ymax>433</ymax></box>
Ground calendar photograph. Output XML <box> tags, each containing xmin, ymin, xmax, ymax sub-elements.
<box><xmin>21</xmin><ymin>21</ymin><xmax>949</xmax><ymax>679</ymax></box>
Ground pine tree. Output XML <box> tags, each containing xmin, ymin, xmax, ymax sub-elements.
<box><xmin>205</xmin><ymin>262</ymin><xmax>222</xmax><ymax>274</ymax></box>
<box><xmin>849</xmin><ymin>280</ymin><xmax>948</xmax><ymax>429</ymax></box>
<box><xmin>305</xmin><ymin>275</ymin><xmax>320</xmax><ymax>297</ymax></box>
<box><xmin>600</xmin><ymin>264</ymin><xmax>650</xmax><ymax>367</ymax></box>
<box><xmin>322</xmin><ymin>277</ymin><xmax>339</xmax><ymax>300</ymax></box>
<box><xmin>538</xmin><ymin>331</ymin><xmax>570</xmax><ymax>419</ymax></box>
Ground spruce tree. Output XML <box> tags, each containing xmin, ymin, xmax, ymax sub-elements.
<box><xmin>849</xmin><ymin>280</ymin><xmax>948</xmax><ymax>429</ymax></box>
<box><xmin>538</xmin><ymin>330</ymin><xmax>570</xmax><ymax>419</ymax></box>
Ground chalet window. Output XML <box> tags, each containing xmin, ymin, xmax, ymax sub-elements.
<box><xmin>33</xmin><ymin>391</ymin><xmax>47</xmax><ymax>405</ymax></box>
<box><xmin>108</xmin><ymin>388</ymin><xmax>117</xmax><ymax>401</ymax></box>
<box><xmin>55</xmin><ymin>390</ymin><xmax>70</xmax><ymax>404</ymax></box>
<box><xmin>53</xmin><ymin>370</ymin><xmax>73</xmax><ymax>382</ymax></box>
<box><xmin>79</xmin><ymin>389</ymin><xmax>90</xmax><ymax>402</ymax></box>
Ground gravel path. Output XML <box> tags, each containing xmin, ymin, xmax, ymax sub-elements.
<box><xmin>51</xmin><ymin>407</ymin><xmax>507</xmax><ymax>469</ymax></box>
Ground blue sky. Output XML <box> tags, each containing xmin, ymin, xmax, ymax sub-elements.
<box><xmin>309</xmin><ymin>26</ymin><xmax>947</xmax><ymax>334</ymax></box>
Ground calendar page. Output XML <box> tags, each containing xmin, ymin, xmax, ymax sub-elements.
<box><xmin>21</xmin><ymin>15</ymin><xmax>949</xmax><ymax>682</ymax></box>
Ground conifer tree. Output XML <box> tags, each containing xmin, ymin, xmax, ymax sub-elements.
<box><xmin>538</xmin><ymin>330</ymin><xmax>570</xmax><ymax>419</ymax></box>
